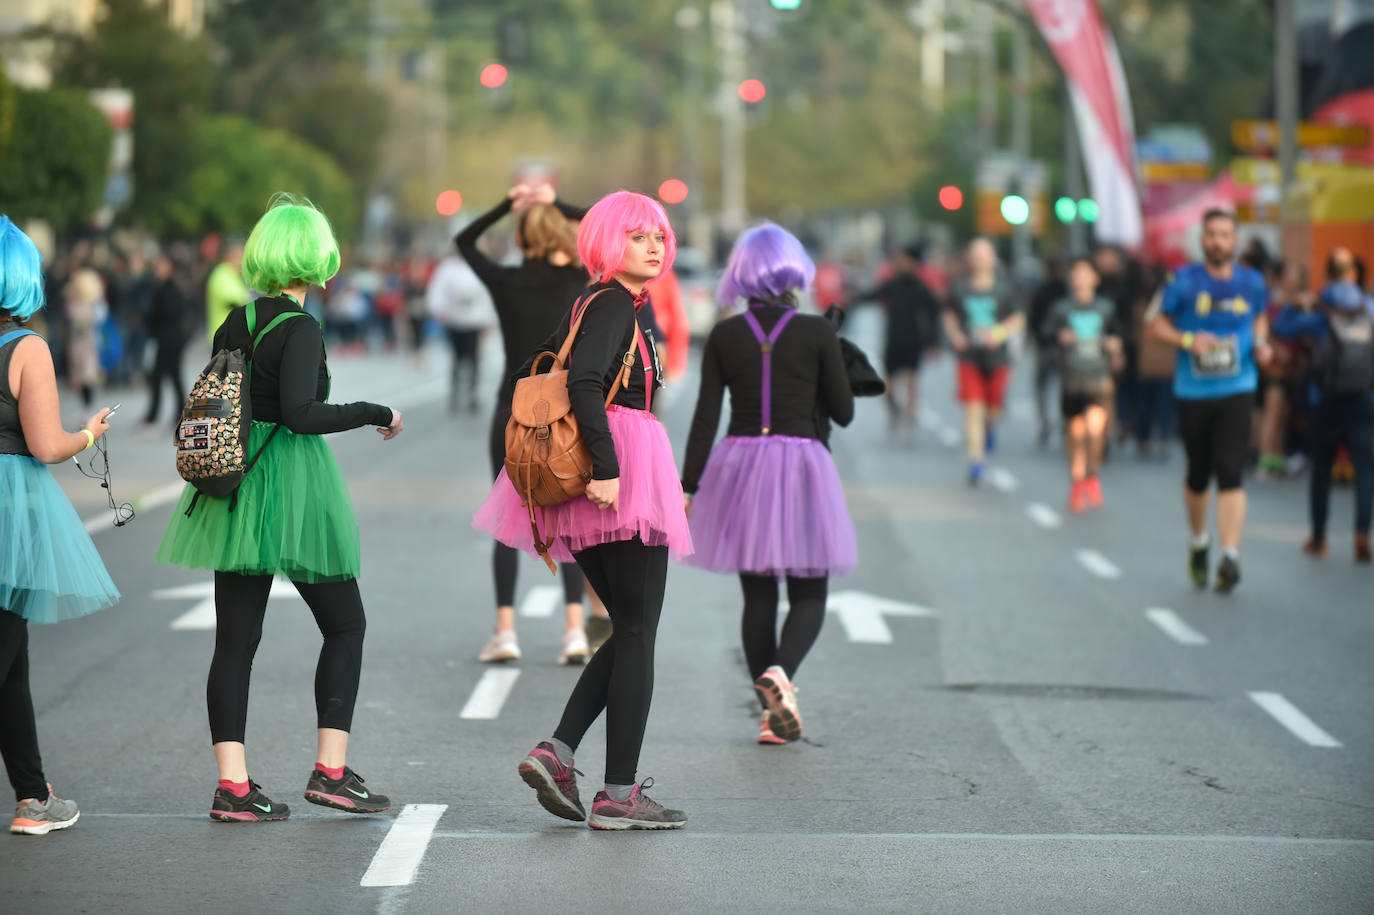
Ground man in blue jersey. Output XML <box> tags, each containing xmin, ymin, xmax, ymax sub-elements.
<box><xmin>1149</xmin><ymin>210</ymin><xmax>1272</xmax><ymax>592</ymax></box>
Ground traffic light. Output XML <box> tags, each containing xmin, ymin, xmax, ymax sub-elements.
<box><xmin>1000</xmin><ymin>194</ymin><xmax>1030</xmax><ymax>226</ymax></box>
<box><xmin>479</xmin><ymin>63</ymin><xmax>508</xmax><ymax>89</ymax></box>
<box><xmin>1078</xmin><ymin>198</ymin><xmax>1100</xmax><ymax>223</ymax></box>
<box><xmin>658</xmin><ymin>179</ymin><xmax>689</xmax><ymax>205</ymax></box>
<box><xmin>1054</xmin><ymin>197</ymin><xmax>1077</xmax><ymax>224</ymax></box>
<box><xmin>770</xmin><ymin>0</ymin><xmax>802</xmax><ymax>8</ymax></box>
<box><xmin>738</xmin><ymin>79</ymin><xmax>767</xmax><ymax>104</ymax></box>
<box><xmin>938</xmin><ymin>185</ymin><xmax>964</xmax><ymax>211</ymax></box>
<box><xmin>435</xmin><ymin>190</ymin><xmax>463</xmax><ymax>216</ymax></box>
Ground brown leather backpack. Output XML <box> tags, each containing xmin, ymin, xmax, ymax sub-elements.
<box><xmin>506</xmin><ymin>290</ymin><xmax>640</xmax><ymax>571</ymax></box>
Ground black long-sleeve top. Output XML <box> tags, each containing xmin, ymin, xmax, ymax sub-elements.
<box><xmin>681</xmin><ymin>304</ymin><xmax>854</xmax><ymax>494</ymax></box>
<box><xmin>146</xmin><ymin>276</ymin><xmax>190</xmax><ymax>348</ymax></box>
<box><xmin>516</xmin><ymin>281</ymin><xmax>660</xmax><ymax>480</ymax></box>
<box><xmin>215</xmin><ymin>295</ymin><xmax>391</xmax><ymax>434</ymax></box>
<box><xmin>455</xmin><ymin>197</ymin><xmax>590</xmax><ymax>394</ymax></box>
<box><xmin>854</xmin><ymin>272</ymin><xmax>941</xmax><ymax>354</ymax></box>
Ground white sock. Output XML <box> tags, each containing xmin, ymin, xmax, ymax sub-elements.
<box><xmin>1222</xmin><ymin>547</ymin><xmax>1240</xmax><ymax>560</ymax></box>
<box><xmin>1190</xmin><ymin>532</ymin><xmax>1210</xmax><ymax>549</ymax></box>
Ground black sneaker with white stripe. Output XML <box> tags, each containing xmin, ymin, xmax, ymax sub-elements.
<box><xmin>304</xmin><ymin>768</ymin><xmax>390</xmax><ymax>813</ymax></box>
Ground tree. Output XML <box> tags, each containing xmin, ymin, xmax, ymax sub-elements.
<box><xmin>0</xmin><ymin>88</ymin><xmax>111</xmax><ymax>227</ymax></box>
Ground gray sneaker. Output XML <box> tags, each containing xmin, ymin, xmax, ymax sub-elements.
<box><xmin>11</xmin><ymin>787</ymin><xmax>79</xmax><ymax>835</ymax></box>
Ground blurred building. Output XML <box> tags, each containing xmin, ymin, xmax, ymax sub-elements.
<box><xmin>0</xmin><ymin>0</ymin><xmax>204</xmax><ymax>88</ymax></box>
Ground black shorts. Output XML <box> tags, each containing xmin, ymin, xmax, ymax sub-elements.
<box><xmin>1176</xmin><ymin>392</ymin><xmax>1253</xmax><ymax>492</ymax></box>
<box><xmin>884</xmin><ymin>346</ymin><xmax>922</xmax><ymax>374</ymax></box>
<box><xmin>1061</xmin><ymin>392</ymin><xmax>1110</xmax><ymax>419</ymax></box>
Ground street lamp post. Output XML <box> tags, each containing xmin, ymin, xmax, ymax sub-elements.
<box><xmin>713</xmin><ymin>0</ymin><xmax>747</xmax><ymax>234</ymax></box>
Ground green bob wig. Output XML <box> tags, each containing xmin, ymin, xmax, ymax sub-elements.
<box><xmin>242</xmin><ymin>192</ymin><xmax>341</xmax><ymax>293</ymax></box>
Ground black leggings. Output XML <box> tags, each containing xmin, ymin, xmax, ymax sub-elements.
<box><xmin>209</xmin><ymin>572</ymin><xmax>367</xmax><ymax>744</ymax></box>
<box><xmin>1177</xmin><ymin>393</ymin><xmax>1252</xmax><ymax>493</ymax></box>
<box><xmin>740</xmin><ymin>574</ymin><xmax>827</xmax><ymax>684</ymax></box>
<box><xmin>1309</xmin><ymin>394</ymin><xmax>1374</xmax><ymax>540</ymax></box>
<box><xmin>446</xmin><ymin>328</ymin><xmax>480</xmax><ymax>410</ymax></box>
<box><xmin>0</xmin><ymin>611</ymin><xmax>47</xmax><ymax>801</ymax></box>
<box><xmin>553</xmin><ymin>539</ymin><xmax>667</xmax><ymax>785</ymax></box>
<box><xmin>487</xmin><ymin>400</ymin><xmax>585</xmax><ymax>608</ymax></box>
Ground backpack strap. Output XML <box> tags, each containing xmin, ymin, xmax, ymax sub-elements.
<box><xmin>562</xmin><ymin>290</ymin><xmax>643</xmax><ymax>409</ymax></box>
<box><xmin>741</xmin><ymin>306</ymin><xmax>797</xmax><ymax>435</ymax></box>
<box><xmin>0</xmin><ymin>329</ymin><xmax>37</xmax><ymax>349</ymax></box>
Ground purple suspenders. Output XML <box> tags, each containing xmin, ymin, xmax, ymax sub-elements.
<box><xmin>741</xmin><ymin>307</ymin><xmax>796</xmax><ymax>435</ymax></box>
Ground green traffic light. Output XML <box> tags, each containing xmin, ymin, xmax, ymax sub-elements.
<box><xmin>1000</xmin><ymin>194</ymin><xmax>1030</xmax><ymax>226</ymax></box>
<box><xmin>770</xmin><ymin>0</ymin><xmax>802</xmax><ymax>8</ymax></box>
<box><xmin>1078</xmin><ymin>198</ymin><xmax>1100</xmax><ymax>223</ymax></box>
<box><xmin>1054</xmin><ymin>197</ymin><xmax>1077</xmax><ymax>224</ymax></box>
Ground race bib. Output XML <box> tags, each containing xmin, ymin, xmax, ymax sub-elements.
<box><xmin>1190</xmin><ymin>335</ymin><xmax>1240</xmax><ymax>378</ymax></box>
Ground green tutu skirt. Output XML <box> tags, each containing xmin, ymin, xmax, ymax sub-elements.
<box><xmin>156</xmin><ymin>422</ymin><xmax>360</xmax><ymax>583</ymax></box>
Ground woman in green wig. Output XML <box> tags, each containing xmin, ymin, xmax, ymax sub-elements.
<box><xmin>157</xmin><ymin>194</ymin><xmax>405</xmax><ymax>823</ymax></box>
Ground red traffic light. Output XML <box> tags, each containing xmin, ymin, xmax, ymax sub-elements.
<box><xmin>738</xmin><ymin>78</ymin><xmax>767</xmax><ymax>104</ymax></box>
<box><xmin>479</xmin><ymin>63</ymin><xmax>508</xmax><ymax>89</ymax></box>
<box><xmin>658</xmin><ymin>179</ymin><xmax>689</xmax><ymax>205</ymax></box>
<box><xmin>938</xmin><ymin>185</ymin><xmax>964</xmax><ymax>211</ymax></box>
<box><xmin>435</xmin><ymin>190</ymin><xmax>463</xmax><ymax>216</ymax></box>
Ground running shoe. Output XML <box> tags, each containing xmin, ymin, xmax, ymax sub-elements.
<box><xmin>1214</xmin><ymin>555</ymin><xmax>1241</xmax><ymax>594</ymax></box>
<box><xmin>517</xmin><ymin>741</ymin><xmax>586</xmax><ymax>821</ymax></box>
<box><xmin>1302</xmin><ymin>537</ymin><xmax>1328</xmax><ymax>558</ymax></box>
<box><xmin>1356</xmin><ymin>533</ymin><xmax>1371</xmax><ymax>564</ymax></box>
<box><xmin>968</xmin><ymin>461</ymin><xmax>984</xmax><ymax>487</ymax></box>
<box><xmin>1068</xmin><ymin>479</ymin><xmax>1088</xmax><ymax>514</ymax></box>
<box><xmin>478</xmin><ymin>630</ymin><xmax>521</xmax><ymax>663</ymax></box>
<box><xmin>558</xmin><ymin>628</ymin><xmax>590</xmax><ymax>666</ymax></box>
<box><xmin>210</xmin><ymin>781</ymin><xmax>289</xmax><ymax>823</ymax></box>
<box><xmin>757</xmin><ymin>710</ymin><xmax>786</xmax><ymax>746</ymax></box>
<box><xmin>587</xmin><ymin>779</ymin><xmax>687</xmax><ymax>831</ymax></box>
<box><xmin>1189</xmin><ymin>542</ymin><xmax>1209</xmax><ymax>589</ymax></box>
<box><xmin>11</xmin><ymin>786</ymin><xmax>79</xmax><ymax>835</ymax></box>
<box><xmin>1085</xmin><ymin>475</ymin><xmax>1104</xmax><ymax>509</ymax></box>
<box><xmin>754</xmin><ymin>664</ymin><xmax>802</xmax><ymax>742</ymax></box>
<box><xmin>585</xmin><ymin>615</ymin><xmax>613</xmax><ymax>653</ymax></box>
<box><xmin>304</xmin><ymin>767</ymin><xmax>390</xmax><ymax>813</ymax></box>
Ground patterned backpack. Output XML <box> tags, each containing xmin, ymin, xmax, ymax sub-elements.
<box><xmin>175</xmin><ymin>300</ymin><xmax>309</xmax><ymax>512</ymax></box>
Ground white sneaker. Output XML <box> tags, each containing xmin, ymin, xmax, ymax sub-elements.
<box><xmin>558</xmin><ymin>628</ymin><xmax>590</xmax><ymax>666</ymax></box>
<box><xmin>478</xmin><ymin>630</ymin><xmax>521</xmax><ymax>663</ymax></box>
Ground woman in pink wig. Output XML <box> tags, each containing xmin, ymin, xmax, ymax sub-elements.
<box><xmin>474</xmin><ymin>190</ymin><xmax>692</xmax><ymax>830</ymax></box>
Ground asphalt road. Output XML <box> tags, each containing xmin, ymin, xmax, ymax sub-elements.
<box><xmin>2</xmin><ymin>314</ymin><xmax>1370</xmax><ymax>914</ymax></box>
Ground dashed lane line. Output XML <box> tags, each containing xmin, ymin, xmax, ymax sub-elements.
<box><xmin>937</xmin><ymin>427</ymin><xmax>960</xmax><ymax>448</ymax></box>
<box><xmin>360</xmin><ymin>804</ymin><xmax>448</xmax><ymax>887</ymax></box>
<box><xmin>1075</xmin><ymin>549</ymin><xmax>1122</xmax><ymax>580</ymax></box>
<box><xmin>1248</xmin><ymin>692</ymin><xmax>1343</xmax><ymax>748</ymax></box>
<box><xmin>83</xmin><ymin>480</ymin><xmax>186</xmax><ymax>535</ymax></box>
<box><xmin>1026</xmin><ymin>502</ymin><xmax>1063</xmax><ymax>530</ymax></box>
<box><xmin>517</xmin><ymin>586</ymin><xmax>560</xmax><ymax>619</ymax></box>
<box><xmin>1144</xmin><ymin>608</ymin><xmax>1209</xmax><ymax>646</ymax></box>
<box><xmin>459</xmin><ymin>669</ymin><xmax>520</xmax><ymax>720</ymax></box>
<box><xmin>986</xmin><ymin>467</ymin><xmax>1019</xmax><ymax>493</ymax></box>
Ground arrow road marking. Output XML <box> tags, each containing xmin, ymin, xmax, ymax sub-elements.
<box><xmin>1075</xmin><ymin>549</ymin><xmax>1122</xmax><ymax>580</ymax></box>
<box><xmin>1026</xmin><ymin>502</ymin><xmax>1062</xmax><ymax>529</ymax></box>
<box><xmin>518</xmin><ymin>586</ymin><xmax>560</xmax><ymax>619</ymax></box>
<box><xmin>826</xmin><ymin>591</ymin><xmax>935</xmax><ymax>645</ymax></box>
<box><xmin>460</xmin><ymin>669</ymin><xmax>521</xmax><ymax>720</ymax></box>
<box><xmin>1144</xmin><ymin>608</ymin><xmax>1208</xmax><ymax>646</ymax></box>
<box><xmin>1248</xmin><ymin>692</ymin><xmax>1343</xmax><ymax>748</ymax></box>
<box><xmin>360</xmin><ymin>803</ymin><xmax>447</xmax><ymax>887</ymax></box>
<box><xmin>154</xmin><ymin>580</ymin><xmax>302</xmax><ymax>630</ymax></box>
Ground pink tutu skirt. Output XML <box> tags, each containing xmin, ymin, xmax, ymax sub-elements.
<box><xmin>474</xmin><ymin>405</ymin><xmax>694</xmax><ymax>562</ymax></box>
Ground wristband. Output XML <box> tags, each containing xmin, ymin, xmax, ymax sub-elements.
<box><xmin>1180</xmin><ymin>332</ymin><xmax>1195</xmax><ymax>351</ymax></box>
<box><xmin>81</xmin><ymin>428</ymin><xmax>95</xmax><ymax>451</ymax></box>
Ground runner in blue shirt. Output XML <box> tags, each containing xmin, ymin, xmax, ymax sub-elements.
<box><xmin>1149</xmin><ymin>209</ymin><xmax>1273</xmax><ymax>593</ymax></box>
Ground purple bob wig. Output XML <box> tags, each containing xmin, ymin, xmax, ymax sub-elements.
<box><xmin>577</xmin><ymin>190</ymin><xmax>677</xmax><ymax>285</ymax></box>
<box><xmin>716</xmin><ymin>223</ymin><xmax>815</xmax><ymax>306</ymax></box>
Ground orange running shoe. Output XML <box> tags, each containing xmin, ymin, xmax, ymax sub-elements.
<box><xmin>758</xmin><ymin>710</ymin><xmax>786</xmax><ymax>745</ymax></box>
<box><xmin>1068</xmin><ymin>479</ymin><xmax>1088</xmax><ymax>514</ymax></box>
<box><xmin>1085</xmin><ymin>475</ymin><xmax>1104</xmax><ymax>509</ymax></box>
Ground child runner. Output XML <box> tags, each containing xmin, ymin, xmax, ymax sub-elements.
<box><xmin>475</xmin><ymin>191</ymin><xmax>693</xmax><ymax>830</ymax></box>
<box><xmin>681</xmin><ymin>224</ymin><xmax>857</xmax><ymax>744</ymax></box>
<box><xmin>156</xmin><ymin>194</ymin><xmax>405</xmax><ymax>822</ymax></box>
<box><xmin>0</xmin><ymin>216</ymin><xmax>120</xmax><ymax>835</ymax></box>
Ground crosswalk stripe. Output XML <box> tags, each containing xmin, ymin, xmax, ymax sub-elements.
<box><xmin>460</xmin><ymin>669</ymin><xmax>520</xmax><ymax>720</ymax></box>
<box><xmin>360</xmin><ymin>804</ymin><xmax>447</xmax><ymax>887</ymax></box>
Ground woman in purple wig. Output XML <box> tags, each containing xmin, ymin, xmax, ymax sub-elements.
<box><xmin>681</xmin><ymin>223</ymin><xmax>857</xmax><ymax>745</ymax></box>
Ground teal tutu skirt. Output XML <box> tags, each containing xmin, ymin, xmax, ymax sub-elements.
<box><xmin>0</xmin><ymin>454</ymin><xmax>120</xmax><ymax>623</ymax></box>
<box><xmin>156</xmin><ymin>422</ymin><xmax>360</xmax><ymax>583</ymax></box>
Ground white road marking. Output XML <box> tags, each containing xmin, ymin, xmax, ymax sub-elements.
<box><xmin>83</xmin><ymin>480</ymin><xmax>186</xmax><ymax>534</ymax></box>
<box><xmin>459</xmin><ymin>669</ymin><xmax>521</xmax><ymax>720</ymax></box>
<box><xmin>1248</xmin><ymin>692</ymin><xmax>1343</xmax><ymax>748</ymax></box>
<box><xmin>826</xmin><ymin>591</ymin><xmax>935</xmax><ymax>644</ymax></box>
<box><xmin>517</xmin><ymin>585</ymin><xmax>560</xmax><ymax>618</ymax></box>
<box><xmin>1026</xmin><ymin>503</ymin><xmax>1062</xmax><ymax>529</ymax></box>
<box><xmin>158</xmin><ymin>579</ymin><xmax>302</xmax><ymax>630</ymax></box>
<box><xmin>937</xmin><ymin>427</ymin><xmax>960</xmax><ymax>448</ymax></box>
<box><xmin>918</xmin><ymin>412</ymin><xmax>943</xmax><ymax>432</ymax></box>
<box><xmin>360</xmin><ymin>804</ymin><xmax>448</xmax><ymax>887</ymax></box>
<box><xmin>986</xmin><ymin>467</ymin><xmax>1019</xmax><ymax>493</ymax></box>
<box><xmin>1075</xmin><ymin>549</ymin><xmax>1122</xmax><ymax>580</ymax></box>
<box><xmin>1144</xmin><ymin>608</ymin><xmax>1208</xmax><ymax>646</ymax></box>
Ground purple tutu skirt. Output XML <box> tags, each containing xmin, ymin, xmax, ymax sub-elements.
<box><xmin>474</xmin><ymin>405</ymin><xmax>694</xmax><ymax>562</ymax></box>
<box><xmin>685</xmin><ymin>435</ymin><xmax>857</xmax><ymax>578</ymax></box>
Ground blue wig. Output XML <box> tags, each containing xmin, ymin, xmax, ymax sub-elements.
<box><xmin>716</xmin><ymin>223</ymin><xmax>816</xmax><ymax>306</ymax></box>
<box><xmin>0</xmin><ymin>217</ymin><xmax>45</xmax><ymax>321</ymax></box>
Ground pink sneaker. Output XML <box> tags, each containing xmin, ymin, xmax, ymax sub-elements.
<box><xmin>754</xmin><ymin>665</ymin><xmax>802</xmax><ymax>742</ymax></box>
<box><xmin>517</xmin><ymin>742</ymin><xmax>585</xmax><ymax>821</ymax></box>
<box><xmin>587</xmin><ymin>779</ymin><xmax>687</xmax><ymax>830</ymax></box>
<box><xmin>757</xmin><ymin>710</ymin><xmax>786</xmax><ymax>746</ymax></box>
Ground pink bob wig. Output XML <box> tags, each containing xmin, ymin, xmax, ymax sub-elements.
<box><xmin>576</xmin><ymin>190</ymin><xmax>677</xmax><ymax>285</ymax></box>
